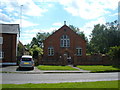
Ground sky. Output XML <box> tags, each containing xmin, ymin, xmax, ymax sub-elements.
<box><xmin>0</xmin><ymin>0</ymin><xmax>119</xmax><ymax>45</ymax></box>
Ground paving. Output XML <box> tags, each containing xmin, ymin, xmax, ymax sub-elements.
<box><xmin>0</xmin><ymin>65</ymin><xmax>90</xmax><ymax>74</ymax></box>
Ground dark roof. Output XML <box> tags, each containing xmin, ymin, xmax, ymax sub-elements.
<box><xmin>0</xmin><ymin>24</ymin><xmax>20</xmax><ymax>34</ymax></box>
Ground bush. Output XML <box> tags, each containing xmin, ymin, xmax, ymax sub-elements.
<box><xmin>107</xmin><ymin>46</ymin><xmax>120</xmax><ymax>65</ymax></box>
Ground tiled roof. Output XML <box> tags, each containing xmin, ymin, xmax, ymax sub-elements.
<box><xmin>0</xmin><ymin>24</ymin><xmax>20</xmax><ymax>34</ymax></box>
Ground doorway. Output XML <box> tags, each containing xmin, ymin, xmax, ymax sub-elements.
<box><xmin>64</xmin><ymin>51</ymin><xmax>72</xmax><ymax>65</ymax></box>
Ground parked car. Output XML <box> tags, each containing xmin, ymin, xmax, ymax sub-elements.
<box><xmin>19</xmin><ymin>55</ymin><xmax>34</xmax><ymax>70</ymax></box>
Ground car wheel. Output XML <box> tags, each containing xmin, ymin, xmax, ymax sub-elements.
<box><xmin>31</xmin><ymin>67</ymin><xmax>34</xmax><ymax>70</ymax></box>
<box><xmin>19</xmin><ymin>67</ymin><xmax>22</xmax><ymax>70</ymax></box>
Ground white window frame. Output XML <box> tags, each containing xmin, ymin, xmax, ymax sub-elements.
<box><xmin>0</xmin><ymin>52</ymin><xmax>4</xmax><ymax>59</ymax></box>
<box><xmin>60</xmin><ymin>35</ymin><xmax>70</xmax><ymax>47</ymax></box>
<box><xmin>76</xmin><ymin>48</ymin><xmax>82</xmax><ymax>56</ymax></box>
<box><xmin>0</xmin><ymin>37</ymin><xmax>3</xmax><ymax>44</ymax></box>
<box><xmin>48</xmin><ymin>47</ymin><xmax>54</xmax><ymax>56</ymax></box>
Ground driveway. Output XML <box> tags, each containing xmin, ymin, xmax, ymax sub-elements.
<box><xmin>1</xmin><ymin>66</ymin><xmax>41</xmax><ymax>73</ymax></box>
<box><xmin>1</xmin><ymin>66</ymin><xmax>90</xmax><ymax>73</ymax></box>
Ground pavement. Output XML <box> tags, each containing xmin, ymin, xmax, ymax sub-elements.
<box><xmin>0</xmin><ymin>65</ymin><xmax>90</xmax><ymax>74</ymax></box>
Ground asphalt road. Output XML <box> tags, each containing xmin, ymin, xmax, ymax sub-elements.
<box><xmin>2</xmin><ymin>72</ymin><xmax>119</xmax><ymax>84</ymax></box>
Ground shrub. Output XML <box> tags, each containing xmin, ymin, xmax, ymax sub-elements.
<box><xmin>107</xmin><ymin>46</ymin><xmax>120</xmax><ymax>65</ymax></box>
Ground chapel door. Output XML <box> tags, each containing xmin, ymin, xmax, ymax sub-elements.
<box><xmin>64</xmin><ymin>51</ymin><xmax>72</xmax><ymax>65</ymax></box>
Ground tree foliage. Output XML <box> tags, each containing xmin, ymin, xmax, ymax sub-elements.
<box><xmin>69</xmin><ymin>25</ymin><xmax>87</xmax><ymax>41</ymax></box>
<box><xmin>107</xmin><ymin>46</ymin><xmax>120</xmax><ymax>59</ymax></box>
<box><xmin>107</xmin><ymin>46</ymin><xmax>120</xmax><ymax>65</ymax></box>
<box><xmin>30</xmin><ymin>32</ymin><xmax>50</xmax><ymax>48</ymax></box>
<box><xmin>89</xmin><ymin>20</ymin><xmax>120</xmax><ymax>54</ymax></box>
<box><xmin>17</xmin><ymin>42</ymin><xmax>25</xmax><ymax>56</ymax></box>
<box><xmin>29</xmin><ymin>45</ymin><xmax>43</xmax><ymax>58</ymax></box>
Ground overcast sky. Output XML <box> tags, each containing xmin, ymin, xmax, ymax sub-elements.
<box><xmin>0</xmin><ymin>0</ymin><xmax>119</xmax><ymax>45</ymax></box>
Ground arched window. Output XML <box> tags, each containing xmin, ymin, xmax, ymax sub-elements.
<box><xmin>60</xmin><ymin>35</ymin><xmax>70</xmax><ymax>47</ymax></box>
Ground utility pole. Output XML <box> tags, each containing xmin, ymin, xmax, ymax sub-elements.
<box><xmin>20</xmin><ymin>5</ymin><xmax>23</xmax><ymax>37</ymax></box>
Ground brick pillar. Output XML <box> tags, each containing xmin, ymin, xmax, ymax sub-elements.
<box><xmin>73</xmin><ymin>54</ymin><xmax>77</xmax><ymax>67</ymax></box>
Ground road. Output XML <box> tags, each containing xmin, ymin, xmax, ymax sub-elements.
<box><xmin>2</xmin><ymin>72</ymin><xmax>119</xmax><ymax>84</ymax></box>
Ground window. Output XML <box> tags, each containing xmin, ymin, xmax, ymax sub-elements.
<box><xmin>48</xmin><ymin>47</ymin><xmax>54</xmax><ymax>56</ymax></box>
<box><xmin>0</xmin><ymin>37</ymin><xmax>3</xmax><ymax>44</ymax></box>
<box><xmin>60</xmin><ymin>35</ymin><xmax>70</xmax><ymax>47</ymax></box>
<box><xmin>22</xmin><ymin>58</ymin><xmax>32</xmax><ymax>61</ymax></box>
<box><xmin>0</xmin><ymin>52</ymin><xmax>4</xmax><ymax>59</ymax></box>
<box><xmin>76</xmin><ymin>48</ymin><xmax>82</xmax><ymax>56</ymax></box>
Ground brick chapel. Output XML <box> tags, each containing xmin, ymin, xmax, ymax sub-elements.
<box><xmin>42</xmin><ymin>22</ymin><xmax>86</xmax><ymax>65</ymax></box>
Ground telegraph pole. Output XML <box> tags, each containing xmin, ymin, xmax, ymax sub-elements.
<box><xmin>20</xmin><ymin>5</ymin><xmax>23</xmax><ymax>37</ymax></box>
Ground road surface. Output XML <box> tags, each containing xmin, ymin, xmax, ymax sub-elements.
<box><xmin>2</xmin><ymin>72</ymin><xmax>119</xmax><ymax>84</ymax></box>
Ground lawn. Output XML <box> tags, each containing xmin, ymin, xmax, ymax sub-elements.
<box><xmin>37</xmin><ymin>65</ymin><xmax>78</xmax><ymax>70</ymax></box>
<box><xmin>77</xmin><ymin>65</ymin><xmax>120</xmax><ymax>72</ymax></box>
<box><xmin>2</xmin><ymin>80</ymin><xmax>119</xmax><ymax>88</ymax></box>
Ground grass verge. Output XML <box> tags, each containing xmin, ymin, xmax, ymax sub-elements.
<box><xmin>37</xmin><ymin>65</ymin><xmax>78</xmax><ymax>70</ymax></box>
<box><xmin>77</xmin><ymin>65</ymin><xmax>120</xmax><ymax>72</ymax></box>
<box><xmin>2</xmin><ymin>80</ymin><xmax>119</xmax><ymax>88</ymax></box>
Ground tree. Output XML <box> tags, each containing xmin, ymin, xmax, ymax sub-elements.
<box><xmin>107</xmin><ymin>46</ymin><xmax>120</xmax><ymax>65</ymax></box>
<box><xmin>29</xmin><ymin>45</ymin><xmax>43</xmax><ymax>66</ymax></box>
<box><xmin>30</xmin><ymin>37</ymin><xmax>38</xmax><ymax>48</ymax></box>
<box><xmin>89</xmin><ymin>20</ymin><xmax>120</xmax><ymax>54</ymax></box>
<box><xmin>30</xmin><ymin>32</ymin><xmax>50</xmax><ymax>48</ymax></box>
<box><xmin>17</xmin><ymin>41</ymin><xmax>25</xmax><ymax>56</ymax></box>
<box><xmin>30</xmin><ymin>45</ymin><xmax>43</xmax><ymax>56</ymax></box>
<box><xmin>25</xmin><ymin>43</ymin><xmax>31</xmax><ymax>50</ymax></box>
<box><xmin>69</xmin><ymin>25</ymin><xmax>87</xmax><ymax>41</ymax></box>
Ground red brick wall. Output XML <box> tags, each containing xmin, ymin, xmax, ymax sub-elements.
<box><xmin>76</xmin><ymin>55</ymin><xmax>111</xmax><ymax>65</ymax></box>
<box><xmin>2</xmin><ymin>33</ymin><xmax>17</xmax><ymax>62</ymax></box>
<box><xmin>43</xmin><ymin>25</ymin><xmax>86</xmax><ymax>65</ymax></box>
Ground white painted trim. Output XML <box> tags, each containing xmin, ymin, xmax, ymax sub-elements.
<box><xmin>48</xmin><ymin>47</ymin><xmax>54</xmax><ymax>56</ymax></box>
<box><xmin>0</xmin><ymin>62</ymin><xmax>16</xmax><ymax>65</ymax></box>
<box><xmin>0</xmin><ymin>37</ymin><xmax>3</xmax><ymax>44</ymax></box>
<box><xmin>60</xmin><ymin>35</ymin><xmax>70</xmax><ymax>47</ymax></box>
<box><xmin>76</xmin><ymin>48</ymin><xmax>82</xmax><ymax>56</ymax></box>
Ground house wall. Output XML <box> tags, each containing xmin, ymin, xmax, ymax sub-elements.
<box><xmin>2</xmin><ymin>33</ymin><xmax>17</xmax><ymax>62</ymax></box>
<box><xmin>42</xmin><ymin>25</ymin><xmax>86</xmax><ymax>65</ymax></box>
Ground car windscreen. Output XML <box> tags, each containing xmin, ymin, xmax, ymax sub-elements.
<box><xmin>22</xmin><ymin>58</ymin><xmax>32</xmax><ymax>61</ymax></box>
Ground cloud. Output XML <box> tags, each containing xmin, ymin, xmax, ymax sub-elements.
<box><xmin>0</xmin><ymin>13</ymin><xmax>13</xmax><ymax>22</ymax></box>
<box><xmin>1</xmin><ymin>0</ymin><xmax>48</xmax><ymax>17</ymax></box>
<box><xmin>109</xmin><ymin>13</ymin><xmax>118</xmax><ymax>16</ymax></box>
<box><xmin>0</xmin><ymin>18</ymin><xmax>39</xmax><ymax>28</ymax></box>
<box><xmin>20</xmin><ymin>29</ymin><xmax>39</xmax><ymax>45</ymax></box>
<box><xmin>20</xmin><ymin>33</ymin><xmax>36</xmax><ymax>45</ymax></box>
<box><xmin>0</xmin><ymin>0</ymin><xmax>49</xmax><ymax>28</ymax></box>
<box><xmin>22</xmin><ymin>29</ymin><xmax>42</xmax><ymax>34</ymax></box>
<box><xmin>13</xmin><ymin>19</ymin><xmax>39</xmax><ymax>28</ymax></box>
<box><xmin>20</xmin><ymin>27</ymin><xmax>58</xmax><ymax>45</ymax></box>
<box><xmin>58</xmin><ymin>0</ymin><xmax>119</xmax><ymax>20</ymax></box>
<box><xmin>80</xmin><ymin>17</ymin><xmax>106</xmax><ymax>40</ymax></box>
<box><xmin>21</xmin><ymin>1</ymin><xmax>47</xmax><ymax>16</ymax></box>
